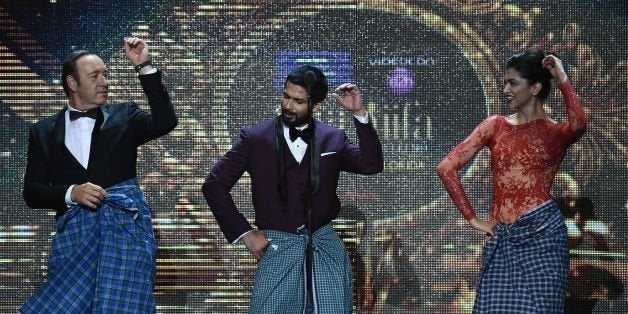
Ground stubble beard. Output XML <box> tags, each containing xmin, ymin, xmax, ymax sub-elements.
<box><xmin>281</xmin><ymin>109</ymin><xmax>312</xmax><ymax>127</ymax></box>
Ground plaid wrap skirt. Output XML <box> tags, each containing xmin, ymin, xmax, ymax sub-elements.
<box><xmin>473</xmin><ymin>200</ymin><xmax>568</xmax><ymax>313</ymax></box>
<box><xmin>20</xmin><ymin>178</ymin><xmax>157</xmax><ymax>313</ymax></box>
<box><xmin>249</xmin><ymin>224</ymin><xmax>353</xmax><ymax>314</ymax></box>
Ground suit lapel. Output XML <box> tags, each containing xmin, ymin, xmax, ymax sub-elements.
<box><xmin>86</xmin><ymin>108</ymin><xmax>104</xmax><ymax>170</ymax></box>
<box><xmin>275</xmin><ymin>116</ymin><xmax>287</xmax><ymax>204</ymax></box>
<box><xmin>309</xmin><ymin>120</ymin><xmax>320</xmax><ymax>195</ymax></box>
<box><xmin>100</xmin><ymin>105</ymin><xmax>111</xmax><ymax>128</ymax></box>
<box><xmin>52</xmin><ymin>108</ymin><xmax>66</xmax><ymax>148</ymax></box>
<box><xmin>275</xmin><ymin>117</ymin><xmax>322</xmax><ymax>201</ymax></box>
<box><xmin>53</xmin><ymin>106</ymin><xmax>105</xmax><ymax>170</ymax></box>
<box><xmin>52</xmin><ymin>108</ymin><xmax>83</xmax><ymax>168</ymax></box>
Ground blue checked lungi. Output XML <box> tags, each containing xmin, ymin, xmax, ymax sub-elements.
<box><xmin>20</xmin><ymin>178</ymin><xmax>158</xmax><ymax>314</ymax></box>
<box><xmin>473</xmin><ymin>200</ymin><xmax>568</xmax><ymax>313</ymax></box>
<box><xmin>249</xmin><ymin>224</ymin><xmax>353</xmax><ymax>314</ymax></box>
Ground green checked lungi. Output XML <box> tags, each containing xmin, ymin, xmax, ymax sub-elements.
<box><xmin>473</xmin><ymin>200</ymin><xmax>568</xmax><ymax>313</ymax></box>
<box><xmin>249</xmin><ymin>224</ymin><xmax>353</xmax><ymax>314</ymax></box>
<box><xmin>20</xmin><ymin>178</ymin><xmax>158</xmax><ymax>313</ymax></box>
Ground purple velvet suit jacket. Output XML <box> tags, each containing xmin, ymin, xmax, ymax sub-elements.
<box><xmin>202</xmin><ymin>117</ymin><xmax>383</xmax><ymax>243</ymax></box>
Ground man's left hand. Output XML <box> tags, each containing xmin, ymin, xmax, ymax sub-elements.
<box><xmin>124</xmin><ymin>37</ymin><xmax>150</xmax><ymax>66</ymax></box>
<box><xmin>332</xmin><ymin>83</ymin><xmax>367</xmax><ymax>117</ymax></box>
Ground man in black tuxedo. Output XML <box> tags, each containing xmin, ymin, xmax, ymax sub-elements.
<box><xmin>20</xmin><ymin>37</ymin><xmax>177</xmax><ymax>313</ymax></box>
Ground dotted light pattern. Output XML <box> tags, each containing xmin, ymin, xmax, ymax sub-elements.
<box><xmin>0</xmin><ymin>1</ymin><xmax>626</xmax><ymax>313</ymax></box>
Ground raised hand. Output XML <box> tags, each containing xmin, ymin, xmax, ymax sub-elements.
<box><xmin>70</xmin><ymin>182</ymin><xmax>107</xmax><ymax>209</ymax></box>
<box><xmin>542</xmin><ymin>55</ymin><xmax>568</xmax><ymax>83</ymax></box>
<box><xmin>124</xmin><ymin>37</ymin><xmax>151</xmax><ymax>66</ymax></box>
<box><xmin>331</xmin><ymin>83</ymin><xmax>366</xmax><ymax>117</ymax></box>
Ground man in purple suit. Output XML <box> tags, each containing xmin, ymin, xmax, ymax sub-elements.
<box><xmin>202</xmin><ymin>65</ymin><xmax>383</xmax><ymax>313</ymax></box>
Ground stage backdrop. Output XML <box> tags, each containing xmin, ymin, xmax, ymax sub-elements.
<box><xmin>0</xmin><ymin>1</ymin><xmax>626</xmax><ymax>313</ymax></box>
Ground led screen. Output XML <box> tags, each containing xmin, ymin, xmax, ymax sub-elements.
<box><xmin>0</xmin><ymin>1</ymin><xmax>626</xmax><ymax>313</ymax></box>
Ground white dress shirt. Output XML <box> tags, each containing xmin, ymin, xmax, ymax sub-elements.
<box><xmin>63</xmin><ymin>105</ymin><xmax>98</xmax><ymax>205</ymax></box>
<box><xmin>283</xmin><ymin>112</ymin><xmax>369</xmax><ymax>164</ymax></box>
<box><xmin>65</xmin><ymin>105</ymin><xmax>96</xmax><ymax>168</ymax></box>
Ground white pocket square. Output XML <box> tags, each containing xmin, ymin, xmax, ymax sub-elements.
<box><xmin>321</xmin><ymin>152</ymin><xmax>336</xmax><ymax>157</ymax></box>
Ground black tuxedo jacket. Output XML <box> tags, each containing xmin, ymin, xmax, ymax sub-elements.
<box><xmin>23</xmin><ymin>71</ymin><xmax>177</xmax><ymax>215</ymax></box>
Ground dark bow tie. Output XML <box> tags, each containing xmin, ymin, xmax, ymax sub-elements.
<box><xmin>69</xmin><ymin>108</ymin><xmax>99</xmax><ymax>121</ymax></box>
<box><xmin>289</xmin><ymin>126</ymin><xmax>312</xmax><ymax>142</ymax></box>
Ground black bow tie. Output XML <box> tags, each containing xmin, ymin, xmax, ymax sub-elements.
<box><xmin>69</xmin><ymin>108</ymin><xmax>99</xmax><ymax>121</ymax></box>
<box><xmin>289</xmin><ymin>126</ymin><xmax>312</xmax><ymax>142</ymax></box>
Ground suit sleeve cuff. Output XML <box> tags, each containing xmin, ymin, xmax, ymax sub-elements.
<box><xmin>232</xmin><ymin>229</ymin><xmax>254</xmax><ymax>244</ymax></box>
<box><xmin>138</xmin><ymin>67</ymin><xmax>158</xmax><ymax>76</ymax></box>
<box><xmin>64</xmin><ymin>184</ymin><xmax>77</xmax><ymax>206</ymax></box>
<box><xmin>353</xmin><ymin>112</ymin><xmax>369</xmax><ymax>124</ymax></box>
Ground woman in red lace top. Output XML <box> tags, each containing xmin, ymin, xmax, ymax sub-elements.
<box><xmin>436</xmin><ymin>48</ymin><xmax>586</xmax><ymax>313</ymax></box>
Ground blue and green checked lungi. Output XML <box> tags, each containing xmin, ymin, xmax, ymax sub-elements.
<box><xmin>249</xmin><ymin>224</ymin><xmax>353</xmax><ymax>314</ymax></box>
<box><xmin>473</xmin><ymin>200</ymin><xmax>568</xmax><ymax>313</ymax></box>
<box><xmin>20</xmin><ymin>178</ymin><xmax>158</xmax><ymax>313</ymax></box>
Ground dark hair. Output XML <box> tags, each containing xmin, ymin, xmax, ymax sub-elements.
<box><xmin>285</xmin><ymin>65</ymin><xmax>328</xmax><ymax>104</ymax></box>
<box><xmin>61</xmin><ymin>50</ymin><xmax>96</xmax><ymax>96</ymax></box>
<box><xmin>505</xmin><ymin>48</ymin><xmax>552</xmax><ymax>100</ymax></box>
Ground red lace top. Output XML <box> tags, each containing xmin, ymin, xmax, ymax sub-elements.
<box><xmin>437</xmin><ymin>81</ymin><xmax>587</xmax><ymax>223</ymax></box>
